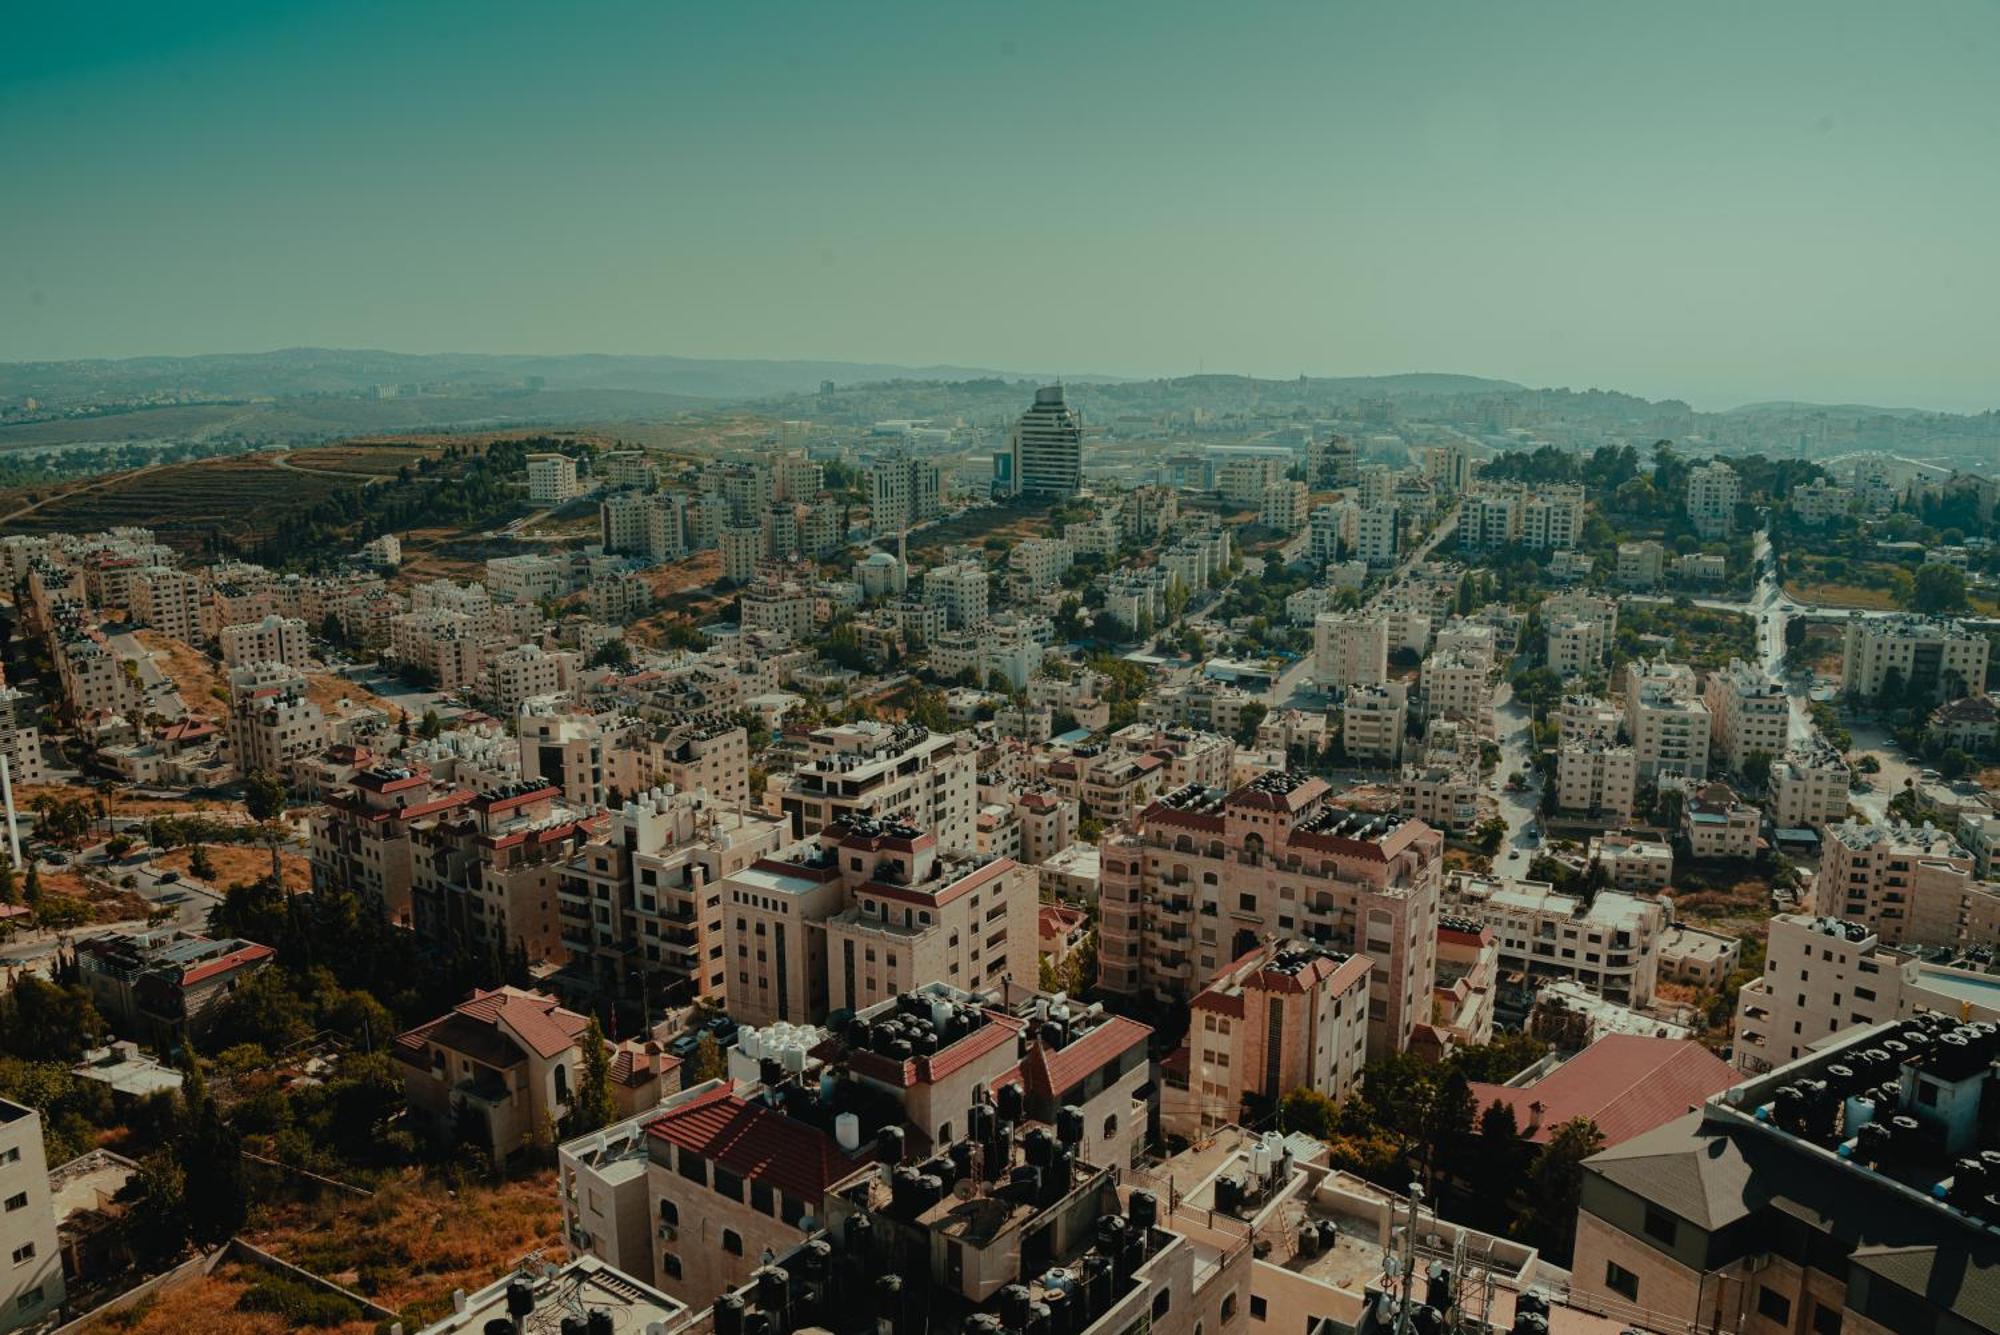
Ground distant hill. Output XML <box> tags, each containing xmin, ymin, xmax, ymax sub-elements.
<box><xmin>1726</xmin><ymin>400</ymin><xmax>1934</xmax><ymax>420</ymax></box>
<box><xmin>0</xmin><ymin>349</ymin><xmax>1100</xmax><ymax>407</ymax></box>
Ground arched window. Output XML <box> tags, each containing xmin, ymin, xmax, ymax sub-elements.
<box><xmin>1103</xmin><ymin>1113</ymin><xmax>1119</xmax><ymax>1140</ymax></box>
<box><xmin>553</xmin><ymin>1063</ymin><xmax>571</xmax><ymax>1103</ymax></box>
<box><xmin>659</xmin><ymin>1199</ymin><xmax>678</xmax><ymax>1225</ymax></box>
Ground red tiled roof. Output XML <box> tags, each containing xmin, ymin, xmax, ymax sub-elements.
<box><xmin>644</xmin><ymin>1087</ymin><xmax>864</xmax><ymax>1204</ymax></box>
<box><xmin>180</xmin><ymin>942</ymin><xmax>274</xmax><ymax>987</ymax></box>
<box><xmin>452</xmin><ymin>986</ymin><xmax>591</xmax><ymax>1061</ymax></box>
<box><xmin>611</xmin><ymin>1044</ymin><xmax>682</xmax><ymax>1088</ymax></box>
<box><xmin>1466</xmin><ymin>1035</ymin><xmax>1736</xmax><ymax>1148</ymax></box>
<box><xmin>1038</xmin><ymin>905</ymin><xmax>1087</xmax><ymax>942</ymax></box>
<box><xmin>1021</xmin><ymin>1015</ymin><xmax>1151</xmax><ymax>1101</ymax></box>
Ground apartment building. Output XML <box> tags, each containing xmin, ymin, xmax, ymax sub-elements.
<box><xmin>1353</xmin><ymin>505</ymin><xmax>1398</xmax><ymax>565</ymax></box>
<box><xmin>1615</xmin><ymin>540</ymin><xmax>1666</xmax><ymax>589</ymax></box>
<box><xmin>719</xmin><ymin>525</ymin><xmax>766</xmax><ymax>584</ymax></box>
<box><xmin>527</xmin><ymin>452</ymin><xmax>581</xmax><ymax>504</ymax></box>
<box><xmin>1575</xmin><ymin>1019</ymin><xmax>2000</xmax><ymax>1335</ymax></box>
<box><xmin>739</xmin><ymin>579</ymin><xmax>814</xmax><ymax>646</ymax></box>
<box><xmin>1813</xmin><ymin>819</ymin><xmax>2000</xmax><ymax>949</ymax></box>
<box><xmin>922</xmin><ymin>560</ymin><xmax>989</xmax><ymax>631</ymax></box>
<box><xmin>1099</xmin><ymin>773</ymin><xmax>1443</xmax><ymax>1057</ymax></box>
<box><xmin>129</xmin><ymin>566</ymin><xmax>203</xmax><ymax>643</ymax></box>
<box><xmin>1165</xmin><ymin>941</ymin><xmax>1370</xmax><ymax>1138</ymax></box>
<box><xmin>1731</xmin><ymin>913</ymin><xmax>2000</xmax><ymax>1074</ymax></box>
<box><xmin>1555</xmin><ymin>738</ymin><xmax>1638</xmax><ymax>823</ymax></box>
<box><xmin>1257</xmin><ymin>479</ymin><xmax>1308</xmax><ymax>534</ymax></box>
<box><xmin>1703</xmin><ymin>658</ymin><xmax>1790</xmax><ymax>773</ymax></box>
<box><xmin>0</xmin><ymin>1102</ymin><xmax>62</xmax><ymax>1331</ymax></box>
<box><xmin>1656</xmin><ymin>923</ymin><xmax>1740</xmax><ymax>989</ymax></box>
<box><xmin>1769</xmin><ymin>734</ymin><xmax>1852</xmax><ymax>830</ymax></box>
<box><xmin>77</xmin><ymin>929</ymin><xmax>275</xmax><ymax>1050</ymax></box>
<box><xmin>313</xmin><ymin>762</ymin><xmax>475</xmax><ymax>926</ymax></box>
<box><xmin>1559</xmin><ymin>692</ymin><xmax>1621</xmax><ymax>742</ymax></box>
<box><xmin>776</xmin><ymin>721</ymin><xmax>978</xmax><ymax>854</ymax></box>
<box><xmin>1396</xmin><ymin>762</ymin><xmax>1480</xmax><ymax>834</ymax></box>
<box><xmin>413</xmin><ymin>779</ymin><xmax>606</xmax><ymax>966</ymax></box>
<box><xmin>484</xmin><ymin>642</ymin><xmax>573</xmax><ymax>715</ymax></box>
<box><xmin>1790</xmin><ymin>475</ymin><xmax>1854</xmax><ymax>524</ymax></box>
<box><xmin>869</xmin><ymin>450</ymin><xmax>943</xmax><ymax>534</ymax></box>
<box><xmin>1684</xmin><ymin>459</ymin><xmax>1739</xmax><ymax>537</ymax></box>
<box><xmin>389</xmin><ymin>609</ymin><xmax>485</xmax><ymax>691</ymax></box>
<box><xmin>0</xmin><ymin>690</ymin><xmax>46</xmax><ymax>787</ymax></box>
<box><xmin>1418</xmin><ymin>650</ymin><xmax>1490</xmax><ymax>723</ymax></box>
<box><xmin>1457</xmin><ymin>484</ymin><xmax>1585</xmax><ymax>552</ymax></box>
<box><xmin>1449</xmin><ymin>872</ymin><xmax>1664</xmax><ymax>1007</ymax></box>
<box><xmin>1681</xmin><ymin>781</ymin><xmax>1761</xmax><ymax>860</ymax></box>
<box><xmin>1312</xmin><ymin>611</ymin><xmax>1387</xmax><ymax>689</ymax></box>
<box><xmin>558</xmin><ymin>787</ymin><xmax>786</xmax><ymax>1011</ymax></box>
<box><xmin>630</xmin><ymin>714</ymin><xmax>753</xmax><ymax>812</ymax></box>
<box><xmin>227</xmin><ymin>661</ymin><xmax>329</xmax><ymax>781</ymax></box>
<box><xmin>720</xmin><ymin>818</ymin><xmax>1038</xmax><ymax>1027</ymax></box>
<box><xmin>1625</xmin><ymin>659</ymin><xmax>1711</xmax><ymax>782</ymax></box>
<box><xmin>1543</xmin><ymin>591</ymin><xmax>1617</xmax><ymax>677</ymax></box>
<box><xmin>1840</xmin><ymin>612</ymin><xmax>1992</xmax><ymax>703</ymax></box>
<box><xmin>1005</xmin><ymin>537</ymin><xmax>1074</xmax><ymax>599</ymax></box>
<box><xmin>822</xmin><ymin>825</ymin><xmax>1038</xmax><ymax>1016</ymax></box>
<box><xmin>1588</xmin><ymin>833</ymin><xmax>1673</xmax><ymax>892</ymax></box>
<box><xmin>1341</xmin><ymin>681</ymin><xmax>1408</xmax><ymax>766</ymax></box>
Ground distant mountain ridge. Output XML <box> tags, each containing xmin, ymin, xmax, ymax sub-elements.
<box><xmin>0</xmin><ymin>348</ymin><xmax>1099</xmax><ymax>406</ymax></box>
<box><xmin>1725</xmin><ymin>399</ymin><xmax>1936</xmax><ymax>420</ymax></box>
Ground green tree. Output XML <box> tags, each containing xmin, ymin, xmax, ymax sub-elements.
<box><xmin>588</xmin><ymin>637</ymin><xmax>634</xmax><ymax>669</ymax></box>
<box><xmin>571</xmin><ymin>1017</ymin><xmax>618</xmax><ymax>1136</ymax></box>
<box><xmin>418</xmin><ymin>708</ymin><xmax>444</xmax><ymax>740</ymax></box>
<box><xmin>242</xmin><ymin>769</ymin><xmax>289</xmax><ymax>886</ymax></box>
<box><xmin>189</xmin><ymin>843</ymin><xmax>216</xmax><ymax>881</ymax></box>
<box><xmin>1740</xmin><ymin>749</ymin><xmax>1774</xmax><ymax>790</ymax></box>
<box><xmin>690</xmin><ymin>1034</ymin><xmax>728</xmax><ymax>1085</ymax></box>
<box><xmin>1278</xmin><ymin>1087</ymin><xmax>1341</xmax><ymax>1139</ymax></box>
<box><xmin>2</xmin><ymin>976</ymin><xmax>104</xmax><ymax>1062</ymax></box>
<box><xmin>1516</xmin><ymin>1117</ymin><xmax>1604</xmax><ymax>1263</ymax></box>
<box><xmin>127</xmin><ymin>1150</ymin><xmax>191</xmax><ymax>1262</ymax></box>
<box><xmin>1232</xmin><ymin>702</ymin><xmax>1269</xmax><ymax>748</ymax></box>
<box><xmin>179</xmin><ymin>1073</ymin><xmax>248</xmax><ymax>1246</ymax></box>
<box><xmin>1908</xmin><ymin>562</ymin><xmax>1970</xmax><ymax>614</ymax></box>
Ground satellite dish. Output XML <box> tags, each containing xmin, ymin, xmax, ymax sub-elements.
<box><xmin>953</xmin><ymin>1178</ymin><xmax>978</xmax><ymax>1201</ymax></box>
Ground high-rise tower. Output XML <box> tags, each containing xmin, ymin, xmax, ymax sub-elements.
<box><xmin>1008</xmin><ymin>385</ymin><xmax>1084</xmax><ymax>498</ymax></box>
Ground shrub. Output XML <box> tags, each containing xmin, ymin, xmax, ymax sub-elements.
<box><xmin>237</xmin><ymin>1274</ymin><xmax>361</xmax><ymax>1328</ymax></box>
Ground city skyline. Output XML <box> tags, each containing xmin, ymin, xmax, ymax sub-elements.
<box><xmin>6</xmin><ymin>2</ymin><xmax>1999</xmax><ymax>412</ymax></box>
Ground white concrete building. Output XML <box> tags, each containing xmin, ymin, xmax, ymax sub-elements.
<box><xmin>0</xmin><ymin>1101</ymin><xmax>63</xmax><ymax>1330</ymax></box>
<box><xmin>527</xmin><ymin>452</ymin><xmax>581</xmax><ymax>505</ymax></box>
<box><xmin>1703</xmin><ymin>657</ymin><xmax>1791</xmax><ymax>774</ymax></box>
<box><xmin>1313</xmin><ymin>611</ymin><xmax>1387</xmax><ymax>689</ymax></box>
<box><xmin>1840</xmin><ymin>613</ymin><xmax>1991</xmax><ymax>703</ymax></box>
<box><xmin>1685</xmin><ymin>459</ymin><xmax>1739</xmax><ymax>538</ymax></box>
<box><xmin>1342</xmin><ymin>681</ymin><xmax>1408</xmax><ymax>766</ymax></box>
<box><xmin>219</xmin><ymin>613</ymin><xmax>311</xmax><ymax>668</ymax></box>
<box><xmin>921</xmin><ymin>560</ymin><xmax>989</xmax><ymax>631</ymax></box>
<box><xmin>1769</xmin><ymin>735</ymin><xmax>1852</xmax><ymax>830</ymax></box>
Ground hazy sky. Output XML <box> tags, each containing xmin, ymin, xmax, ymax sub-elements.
<box><xmin>5</xmin><ymin>1</ymin><xmax>1998</xmax><ymax>411</ymax></box>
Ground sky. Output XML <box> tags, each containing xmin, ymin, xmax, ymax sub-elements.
<box><xmin>4</xmin><ymin>1</ymin><xmax>1998</xmax><ymax>412</ymax></box>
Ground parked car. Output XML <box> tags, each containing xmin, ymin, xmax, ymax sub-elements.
<box><xmin>156</xmin><ymin>870</ymin><xmax>180</xmax><ymax>884</ymax></box>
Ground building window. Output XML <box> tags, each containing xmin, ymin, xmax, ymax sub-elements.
<box><xmin>1811</xmin><ymin>1301</ymin><xmax>1843</xmax><ymax>1335</ymax></box>
<box><xmin>723</xmin><ymin>1228</ymin><xmax>743</xmax><ymax>1255</ymax></box>
<box><xmin>1605</xmin><ymin>1262</ymin><xmax>1639</xmax><ymax>1302</ymax></box>
<box><xmin>16</xmin><ymin>1287</ymin><xmax>41</xmax><ymax>1311</ymax></box>
<box><xmin>1220</xmin><ymin>1293</ymin><xmax>1237</xmax><ymax>1322</ymax></box>
<box><xmin>663</xmin><ymin>1253</ymin><xmax>682</xmax><ymax>1279</ymax></box>
<box><xmin>1250</xmin><ymin>1296</ymin><xmax>1267</xmax><ymax>1321</ymax></box>
<box><xmin>1104</xmin><ymin>1114</ymin><xmax>1118</xmax><ymax>1139</ymax></box>
<box><xmin>2</xmin><ymin>1193</ymin><xmax>22</xmax><ymax>1213</ymax></box>
<box><xmin>1641</xmin><ymin>1205</ymin><xmax>1676</xmax><ymax>1245</ymax></box>
<box><xmin>1152</xmin><ymin>1290</ymin><xmax>1171</xmax><ymax>1319</ymax></box>
<box><xmin>9</xmin><ymin>1243</ymin><xmax>31</xmax><ymax>1265</ymax></box>
<box><xmin>1756</xmin><ymin>1287</ymin><xmax>1791</xmax><ymax>1323</ymax></box>
<box><xmin>659</xmin><ymin>1199</ymin><xmax>678</xmax><ymax>1225</ymax></box>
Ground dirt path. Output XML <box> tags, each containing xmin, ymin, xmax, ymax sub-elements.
<box><xmin>0</xmin><ymin>463</ymin><xmax>163</xmax><ymax>524</ymax></box>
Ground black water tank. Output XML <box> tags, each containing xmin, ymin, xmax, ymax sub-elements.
<box><xmin>1042</xmin><ymin>1287</ymin><xmax>1073</xmax><ymax>1335</ymax></box>
<box><xmin>1010</xmin><ymin>1165</ymin><xmax>1042</xmax><ymax>1203</ymax></box>
<box><xmin>998</xmin><ymin>1082</ymin><xmax>1024</xmax><ymax>1122</ymax></box>
<box><xmin>715</xmin><ymin>1293</ymin><xmax>746</xmax><ymax>1335</ymax></box>
<box><xmin>506</xmin><ymin>1279</ymin><xmax>536</xmax><ymax>1318</ymax></box>
<box><xmin>587</xmin><ymin>1312</ymin><xmax>613</xmax><ymax>1335</ymax></box>
<box><xmin>484</xmin><ymin>1320</ymin><xmax>516</xmax><ymax>1335</ymax></box>
<box><xmin>1128</xmin><ymin>1189</ymin><xmax>1158</xmax><ymax>1232</ymax></box>
<box><xmin>1057</xmin><ymin>1105</ymin><xmax>1085</xmax><ymax>1146</ymax></box>
<box><xmin>1214</xmin><ymin>1175</ymin><xmax>1242</xmax><ymax>1215</ymax></box>
<box><xmin>880</xmin><ymin>1125</ymin><xmax>907</xmax><ymax>1163</ymax></box>
<box><xmin>999</xmin><ymin>1284</ymin><xmax>1034</xmax><ymax>1330</ymax></box>
<box><xmin>560</xmin><ymin>1317</ymin><xmax>589</xmax><ymax>1335</ymax></box>
<box><xmin>1023</xmin><ymin>1127</ymin><xmax>1054</xmax><ymax>1168</ymax></box>
<box><xmin>1297</xmin><ymin>1224</ymin><xmax>1321</xmax><ymax>1258</ymax></box>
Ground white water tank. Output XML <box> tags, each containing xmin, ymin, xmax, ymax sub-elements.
<box><xmin>836</xmin><ymin>1112</ymin><xmax>862</xmax><ymax>1151</ymax></box>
